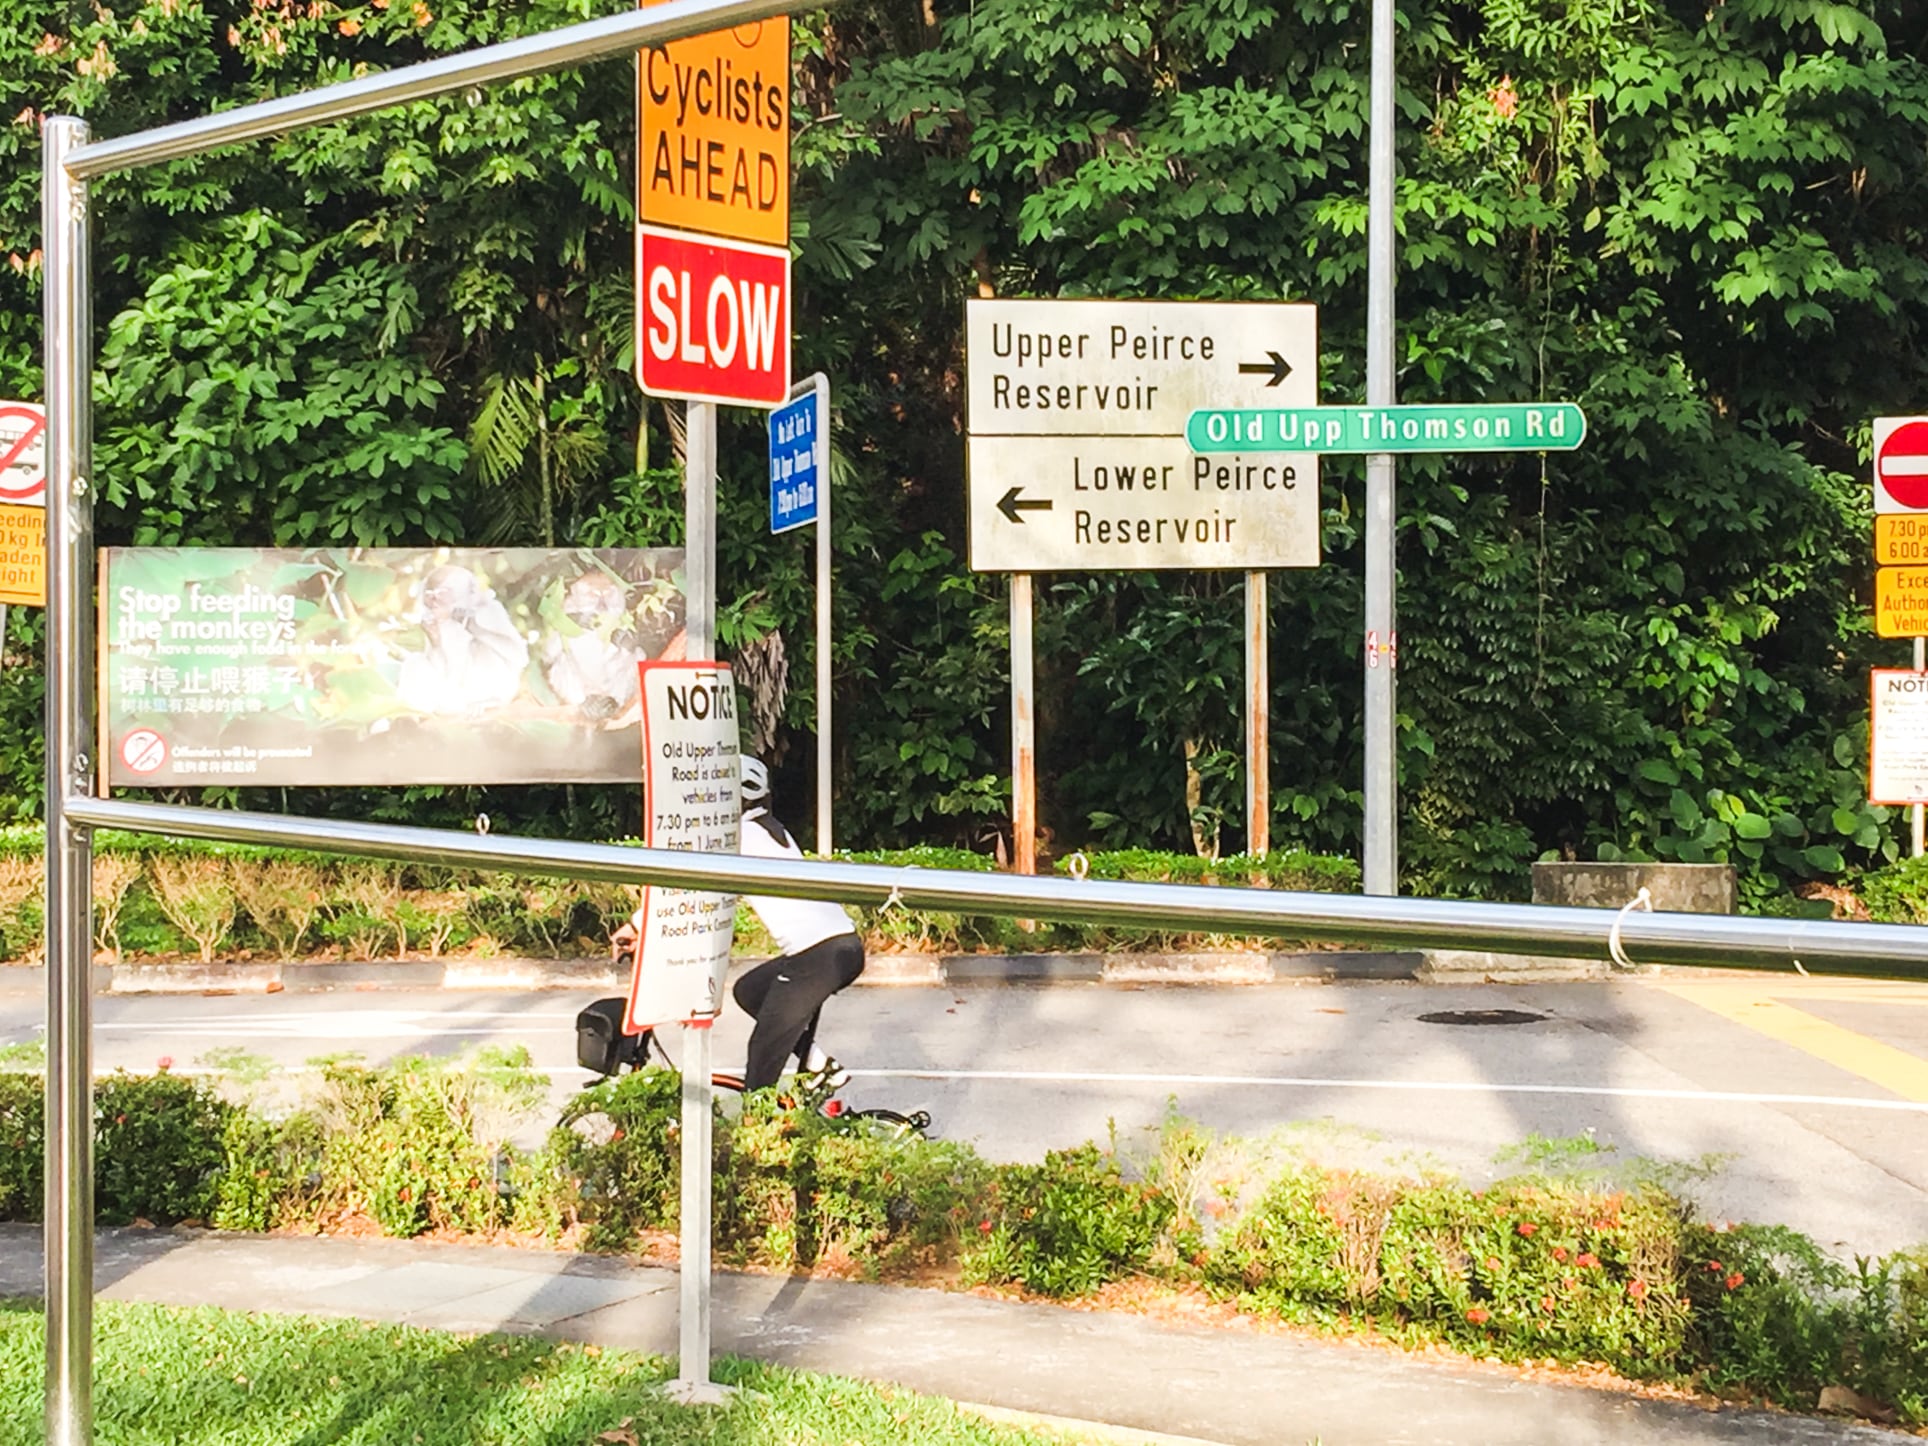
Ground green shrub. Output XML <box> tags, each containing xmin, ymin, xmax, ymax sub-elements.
<box><xmin>0</xmin><ymin>1073</ymin><xmax>41</xmax><ymax>1220</ymax></box>
<box><xmin>147</xmin><ymin>856</ymin><xmax>240</xmax><ymax>963</ymax></box>
<box><xmin>808</xmin><ymin>1130</ymin><xmax>994</xmax><ymax>1274</ymax></box>
<box><xmin>1376</xmin><ymin>1181</ymin><xmax>1690</xmax><ymax>1374</ymax></box>
<box><xmin>1685</xmin><ymin>1224</ymin><xmax>1854</xmax><ymax>1407</ymax></box>
<box><xmin>212</xmin><ymin>1111</ymin><xmax>325</xmax><ymax>1233</ymax></box>
<box><xmin>964</xmin><ymin>1143</ymin><xmax>1172</xmax><ymax>1297</ymax></box>
<box><xmin>1856</xmin><ymin>856</ymin><xmax>1928</xmax><ymax>925</ymax></box>
<box><xmin>0</xmin><ymin>1054</ymin><xmax>1922</xmax><ymax>1419</ymax></box>
<box><xmin>1200</xmin><ymin>1165</ymin><xmax>1355</xmax><ymax>1311</ymax></box>
<box><xmin>1856</xmin><ymin>1249</ymin><xmax>1928</xmax><ymax>1425</ymax></box>
<box><xmin>543</xmin><ymin>1067</ymin><xmax>685</xmax><ymax>1251</ymax></box>
<box><xmin>1203</xmin><ymin>1169</ymin><xmax>1691</xmax><ymax>1374</ymax></box>
<box><xmin>94</xmin><ymin>1072</ymin><xmax>233</xmax><ymax>1225</ymax></box>
<box><xmin>305</xmin><ymin>1049</ymin><xmax>543</xmax><ymax>1238</ymax></box>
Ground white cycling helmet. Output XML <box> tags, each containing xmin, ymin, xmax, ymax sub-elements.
<box><xmin>739</xmin><ymin>756</ymin><xmax>770</xmax><ymax>803</ymax></box>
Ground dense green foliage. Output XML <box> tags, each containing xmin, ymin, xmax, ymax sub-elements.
<box><xmin>1</xmin><ymin>1058</ymin><xmax>1924</xmax><ymax>1421</ymax></box>
<box><xmin>1</xmin><ymin>0</ymin><xmax>1924</xmax><ymax>896</ymax></box>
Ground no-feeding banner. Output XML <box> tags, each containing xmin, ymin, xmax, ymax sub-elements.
<box><xmin>103</xmin><ymin>547</ymin><xmax>686</xmax><ymax>788</ymax></box>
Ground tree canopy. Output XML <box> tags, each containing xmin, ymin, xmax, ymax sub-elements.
<box><xmin>1</xmin><ymin>0</ymin><xmax>1922</xmax><ymax>899</ymax></box>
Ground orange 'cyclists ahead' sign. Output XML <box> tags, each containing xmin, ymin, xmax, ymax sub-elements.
<box><xmin>636</xmin><ymin>7</ymin><xmax>789</xmax><ymax>247</ymax></box>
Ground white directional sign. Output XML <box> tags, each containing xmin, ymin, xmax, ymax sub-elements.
<box><xmin>966</xmin><ymin>298</ymin><xmax>1319</xmax><ymax>572</ymax></box>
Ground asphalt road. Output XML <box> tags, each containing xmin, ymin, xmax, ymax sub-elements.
<box><xmin>3</xmin><ymin>973</ymin><xmax>1924</xmax><ymax>1258</ymax></box>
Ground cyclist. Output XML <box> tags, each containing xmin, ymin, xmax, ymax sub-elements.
<box><xmin>611</xmin><ymin>756</ymin><xmax>864</xmax><ymax>1091</ymax></box>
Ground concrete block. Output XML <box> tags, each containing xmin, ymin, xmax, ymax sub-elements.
<box><xmin>1531</xmin><ymin>861</ymin><xmax>1736</xmax><ymax>914</ymax></box>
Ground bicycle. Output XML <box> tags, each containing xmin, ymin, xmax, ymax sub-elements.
<box><xmin>573</xmin><ymin>993</ymin><xmax>932</xmax><ymax>1137</ymax></box>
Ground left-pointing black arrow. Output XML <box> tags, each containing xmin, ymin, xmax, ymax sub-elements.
<box><xmin>997</xmin><ymin>486</ymin><xmax>1053</xmax><ymax>524</ymax></box>
<box><xmin>1238</xmin><ymin>350</ymin><xmax>1293</xmax><ymax>387</ymax></box>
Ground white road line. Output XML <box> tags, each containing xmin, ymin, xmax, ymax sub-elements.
<box><xmin>851</xmin><ymin>1067</ymin><xmax>1928</xmax><ymax>1113</ymax></box>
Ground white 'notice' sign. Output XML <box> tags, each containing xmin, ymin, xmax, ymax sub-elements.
<box><xmin>625</xmin><ymin>660</ymin><xmax>741</xmax><ymax>1032</ymax></box>
<box><xmin>1870</xmin><ymin>668</ymin><xmax>1928</xmax><ymax>806</ymax></box>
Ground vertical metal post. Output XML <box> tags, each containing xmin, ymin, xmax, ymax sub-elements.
<box><xmin>813</xmin><ymin>378</ymin><xmax>832</xmax><ymax>856</ymax></box>
<box><xmin>1246</xmin><ymin>571</ymin><xmax>1270</xmax><ymax>857</ymax></box>
<box><xmin>1916</xmin><ymin>637</ymin><xmax>1925</xmax><ymax>860</ymax></box>
<box><xmin>1011</xmin><ymin>573</ymin><xmax>1035</xmax><ymax>875</ymax></box>
<box><xmin>1362</xmin><ymin>0</ymin><xmax>1399</xmax><ymax>897</ymax></box>
<box><xmin>672</xmin><ymin>399</ymin><xmax>723</xmax><ymax>1404</ymax></box>
<box><xmin>42</xmin><ymin>114</ymin><xmax>95</xmax><ymax>1446</ymax></box>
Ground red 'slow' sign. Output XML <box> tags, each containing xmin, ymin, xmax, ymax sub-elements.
<box><xmin>635</xmin><ymin>225</ymin><xmax>790</xmax><ymax>408</ymax></box>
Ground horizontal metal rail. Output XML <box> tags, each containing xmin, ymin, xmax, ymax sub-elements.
<box><xmin>66</xmin><ymin>797</ymin><xmax>1928</xmax><ymax>979</ymax></box>
<box><xmin>65</xmin><ymin>0</ymin><xmax>799</xmax><ymax>179</ymax></box>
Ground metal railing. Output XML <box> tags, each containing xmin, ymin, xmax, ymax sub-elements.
<box><xmin>68</xmin><ymin>796</ymin><xmax>1928</xmax><ymax>979</ymax></box>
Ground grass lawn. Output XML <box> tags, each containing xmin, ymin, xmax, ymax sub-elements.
<box><xmin>0</xmin><ymin>1300</ymin><xmax>1089</xmax><ymax>1446</ymax></box>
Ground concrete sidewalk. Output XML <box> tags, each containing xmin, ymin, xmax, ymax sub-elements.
<box><xmin>0</xmin><ymin>1225</ymin><xmax>1903</xmax><ymax>1445</ymax></box>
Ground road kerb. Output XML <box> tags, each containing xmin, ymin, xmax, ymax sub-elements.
<box><xmin>953</xmin><ymin>1400</ymin><xmax>1231</xmax><ymax>1446</ymax></box>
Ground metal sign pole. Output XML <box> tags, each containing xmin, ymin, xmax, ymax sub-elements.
<box><xmin>1916</xmin><ymin>638</ymin><xmax>1925</xmax><ymax>859</ymax></box>
<box><xmin>1246</xmin><ymin>570</ymin><xmax>1269</xmax><ymax>856</ymax></box>
<box><xmin>1011</xmin><ymin>573</ymin><xmax>1035</xmax><ymax>875</ymax></box>
<box><xmin>1362</xmin><ymin>0</ymin><xmax>1399</xmax><ymax>897</ymax></box>
<box><xmin>813</xmin><ymin>376</ymin><xmax>832</xmax><ymax>856</ymax></box>
<box><xmin>42</xmin><ymin>113</ymin><xmax>96</xmax><ymax>1446</ymax></box>
<box><xmin>672</xmin><ymin>399</ymin><xmax>724</xmax><ymax>1404</ymax></box>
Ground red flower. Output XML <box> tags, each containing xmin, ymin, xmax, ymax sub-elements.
<box><xmin>822</xmin><ymin>1100</ymin><xmax>846</xmax><ymax>1118</ymax></box>
<box><xmin>1483</xmin><ymin>1256</ymin><xmax>1501</xmax><ymax>1271</ymax></box>
<box><xmin>1725</xmin><ymin>1272</ymin><xmax>1745</xmax><ymax>1291</ymax></box>
<box><xmin>1516</xmin><ymin>1222</ymin><xmax>1537</xmax><ymax>1238</ymax></box>
<box><xmin>397</xmin><ymin>1187</ymin><xmax>411</xmax><ymax>1202</ymax></box>
<box><xmin>1705</xmin><ymin>1260</ymin><xmax>1723</xmax><ymax>1273</ymax></box>
<box><xmin>1551</xmin><ymin>1246</ymin><xmax>1568</xmax><ymax>1263</ymax></box>
<box><xmin>1540</xmin><ymin>1294</ymin><xmax>1555</xmax><ymax>1313</ymax></box>
<box><xmin>979</xmin><ymin>1219</ymin><xmax>993</xmax><ymax>1234</ymax></box>
<box><xmin>1465</xmin><ymin>1307</ymin><xmax>1490</xmax><ymax>1324</ymax></box>
<box><xmin>156</xmin><ymin>1056</ymin><xmax>173</xmax><ymax>1072</ymax></box>
<box><xmin>1628</xmin><ymin>1279</ymin><xmax>1649</xmax><ymax>1300</ymax></box>
<box><xmin>114</xmin><ymin>1114</ymin><xmax>125</xmax><ymax>1125</ymax></box>
<box><xmin>1488</xmin><ymin>75</ymin><xmax>1519</xmax><ymax>120</ymax></box>
<box><xmin>1576</xmin><ymin>1253</ymin><xmax>1600</xmax><ymax>1269</ymax></box>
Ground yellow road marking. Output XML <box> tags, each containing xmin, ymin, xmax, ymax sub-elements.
<box><xmin>1660</xmin><ymin>984</ymin><xmax>1928</xmax><ymax>1103</ymax></box>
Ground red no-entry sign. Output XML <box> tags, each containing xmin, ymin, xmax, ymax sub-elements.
<box><xmin>1875</xmin><ymin>416</ymin><xmax>1928</xmax><ymax>512</ymax></box>
<box><xmin>0</xmin><ymin>402</ymin><xmax>47</xmax><ymax>504</ymax></box>
<box><xmin>635</xmin><ymin>225</ymin><xmax>790</xmax><ymax>408</ymax></box>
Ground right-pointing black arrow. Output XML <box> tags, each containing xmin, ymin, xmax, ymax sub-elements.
<box><xmin>997</xmin><ymin>486</ymin><xmax>1053</xmax><ymax>524</ymax></box>
<box><xmin>1238</xmin><ymin>351</ymin><xmax>1293</xmax><ymax>386</ymax></box>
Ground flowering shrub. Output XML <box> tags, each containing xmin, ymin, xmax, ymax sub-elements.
<box><xmin>0</xmin><ymin>1058</ymin><xmax>1921</xmax><ymax>1424</ymax></box>
<box><xmin>962</xmin><ymin>1143</ymin><xmax>1173</xmax><ymax>1297</ymax></box>
<box><xmin>94</xmin><ymin>1071</ymin><xmax>232</xmax><ymax>1225</ymax></box>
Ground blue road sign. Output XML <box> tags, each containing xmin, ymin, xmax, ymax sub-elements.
<box><xmin>769</xmin><ymin>387</ymin><xmax>821</xmax><ymax>534</ymax></box>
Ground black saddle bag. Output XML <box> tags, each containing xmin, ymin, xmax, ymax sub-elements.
<box><xmin>576</xmin><ymin>997</ymin><xmax>652</xmax><ymax>1076</ymax></box>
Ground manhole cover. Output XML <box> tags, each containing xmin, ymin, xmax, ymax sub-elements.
<box><xmin>1417</xmin><ymin>1009</ymin><xmax>1547</xmax><ymax>1027</ymax></box>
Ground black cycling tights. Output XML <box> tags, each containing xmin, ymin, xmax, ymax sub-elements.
<box><xmin>732</xmin><ymin>933</ymin><xmax>867</xmax><ymax>1091</ymax></box>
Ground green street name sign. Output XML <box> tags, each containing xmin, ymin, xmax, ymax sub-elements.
<box><xmin>1186</xmin><ymin>402</ymin><xmax>1587</xmax><ymax>455</ymax></box>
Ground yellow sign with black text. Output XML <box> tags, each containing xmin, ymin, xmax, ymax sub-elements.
<box><xmin>1876</xmin><ymin>565</ymin><xmax>1928</xmax><ymax>638</ymax></box>
<box><xmin>637</xmin><ymin>10</ymin><xmax>789</xmax><ymax>247</ymax></box>
<box><xmin>1877</xmin><ymin>514</ymin><xmax>1928</xmax><ymax>565</ymax></box>
<box><xmin>0</xmin><ymin>501</ymin><xmax>44</xmax><ymax>606</ymax></box>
